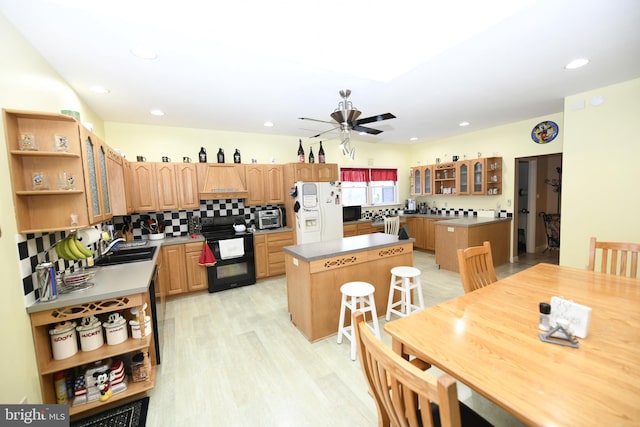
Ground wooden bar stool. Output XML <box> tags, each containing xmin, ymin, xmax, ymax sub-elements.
<box><xmin>385</xmin><ymin>266</ymin><xmax>424</xmax><ymax>320</ymax></box>
<box><xmin>337</xmin><ymin>281</ymin><xmax>380</xmax><ymax>361</ymax></box>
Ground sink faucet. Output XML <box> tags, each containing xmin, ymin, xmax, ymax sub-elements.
<box><xmin>101</xmin><ymin>238</ymin><xmax>125</xmax><ymax>256</ymax></box>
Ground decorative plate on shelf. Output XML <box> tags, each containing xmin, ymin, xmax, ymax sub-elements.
<box><xmin>531</xmin><ymin>121</ymin><xmax>559</xmax><ymax>144</ymax></box>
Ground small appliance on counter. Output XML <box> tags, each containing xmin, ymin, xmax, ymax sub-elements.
<box><xmin>257</xmin><ymin>208</ymin><xmax>282</xmax><ymax>229</ymax></box>
<box><xmin>342</xmin><ymin>205</ymin><xmax>362</xmax><ymax>222</ymax></box>
<box><xmin>405</xmin><ymin>198</ymin><xmax>417</xmax><ymax>214</ymax></box>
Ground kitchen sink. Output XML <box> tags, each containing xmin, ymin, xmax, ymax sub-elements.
<box><xmin>94</xmin><ymin>246</ymin><xmax>157</xmax><ymax>266</ymax></box>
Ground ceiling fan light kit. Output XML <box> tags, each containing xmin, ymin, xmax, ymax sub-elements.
<box><xmin>300</xmin><ymin>89</ymin><xmax>396</xmax><ymax>160</ymax></box>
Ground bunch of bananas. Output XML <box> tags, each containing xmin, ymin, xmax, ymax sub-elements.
<box><xmin>55</xmin><ymin>234</ymin><xmax>94</xmax><ymax>261</ymax></box>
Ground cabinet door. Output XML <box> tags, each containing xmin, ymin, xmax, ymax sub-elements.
<box><xmin>425</xmin><ymin>218</ymin><xmax>436</xmax><ymax>251</ymax></box>
<box><xmin>471</xmin><ymin>159</ymin><xmax>485</xmax><ymax>195</ymax></box>
<box><xmin>245</xmin><ymin>164</ymin><xmax>266</xmax><ymax>205</ymax></box>
<box><xmin>422</xmin><ymin>166</ymin><xmax>432</xmax><ymax>195</ymax></box>
<box><xmin>185</xmin><ymin>242</ymin><xmax>208</xmax><ymax>291</ymax></box>
<box><xmin>265</xmin><ymin>164</ymin><xmax>285</xmax><ymax>204</ymax></box>
<box><xmin>163</xmin><ymin>245</ymin><xmax>187</xmax><ymax>296</ymax></box>
<box><xmin>176</xmin><ymin>163</ymin><xmax>200</xmax><ymax>209</ymax></box>
<box><xmin>343</xmin><ymin>223</ymin><xmax>358</xmax><ymax>237</ymax></box>
<box><xmin>155</xmin><ymin>163</ymin><xmax>179</xmax><ymax>210</ymax></box>
<box><xmin>267</xmin><ymin>231</ymin><xmax>294</xmax><ymax>276</ymax></box>
<box><xmin>254</xmin><ymin>234</ymin><xmax>268</xmax><ymax>279</ymax></box>
<box><xmin>131</xmin><ymin>162</ymin><xmax>159</xmax><ymax>212</ymax></box>
<box><xmin>456</xmin><ymin>161</ymin><xmax>470</xmax><ymax>195</ymax></box>
<box><xmin>316</xmin><ymin>163</ymin><xmax>338</xmax><ymax>182</ymax></box>
<box><xmin>411</xmin><ymin>167</ymin><xmax>422</xmax><ymax>195</ymax></box>
<box><xmin>81</xmin><ymin>131</ymin><xmax>110</xmax><ymax>223</ymax></box>
<box><xmin>107</xmin><ymin>148</ymin><xmax>130</xmax><ymax>216</ymax></box>
<box><xmin>294</xmin><ymin>163</ymin><xmax>315</xmax><ymax>182</ymax></box>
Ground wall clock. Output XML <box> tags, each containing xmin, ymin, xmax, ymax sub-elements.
<box><xmin>531</xmin><ymin>121</ymin><xmax>558</xmax><ymax>144</ymax></box>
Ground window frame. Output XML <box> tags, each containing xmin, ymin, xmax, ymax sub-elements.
<box><xmin>340</xmin><ymin>166</ymin><xmax>400</xmax><ymax>207</ymax></box>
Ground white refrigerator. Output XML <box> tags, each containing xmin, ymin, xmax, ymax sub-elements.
<box><xmin>294</xmin><ymin>181</ymin><xmax>344</xmax><ymax>244</ymax></box>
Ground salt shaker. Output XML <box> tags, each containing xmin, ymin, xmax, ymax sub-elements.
<box><xmin>539</xmin><ymin>302</ymin><xmax>551</xmax><ymax>331</ymax></box>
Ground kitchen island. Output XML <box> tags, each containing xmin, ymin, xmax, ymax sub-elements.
<box><xmin>434</xmin><ymin>217</ymin><xmax>512</xmax><ymax>272</ymax></box>
<box><xmin>283</xmin><ymin>233</ymin><xmax>413</xmax><ymax>342</ymax></box>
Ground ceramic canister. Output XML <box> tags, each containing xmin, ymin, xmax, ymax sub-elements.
<box><xmin>129</xmin><ymin>316</ymin><xmax>151</xmax><ymax>339</ymax></box>
<box><xmin>49</xmin><ymin>321</ymin><xmax>78</xmax><ymax>360</ymax></box>
<box><xmin>76</xmin><ymin>321</ymin><xmax>103</xmax><ymax>352</ymax></box>
<box><xmin>103</xmin><ymin>316</ymin><xmax>127</xmax><ymax>345</ymax></box>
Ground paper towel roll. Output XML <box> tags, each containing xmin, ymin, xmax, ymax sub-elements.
<box><xmin>77</xmin><ymin>227</ymin><xmax>101</xmax><ymax>245</ymax></box>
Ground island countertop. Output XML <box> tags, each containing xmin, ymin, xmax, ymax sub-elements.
<box><xmin>283</xmin><ymin>233</ymin><xmax>413</xmax><ymax>262</ymax></box>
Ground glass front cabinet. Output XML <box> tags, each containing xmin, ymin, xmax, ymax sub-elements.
<box><xmin>471</xmin><ymin>159</ymin><xmax>485</xmax><ymax>195</ymax></box>
<box><xmin>455</xmin><ymin>161</ymin><xmax>469</xmax><ymax>195</ymax></box>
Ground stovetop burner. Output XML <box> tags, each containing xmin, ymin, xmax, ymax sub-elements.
<box><xmin>201</xmin><ymin>216</ymin><xmax>251</xmax><ymax>240</ymax></box>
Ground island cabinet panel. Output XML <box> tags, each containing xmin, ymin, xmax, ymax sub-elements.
<box><xmin>285</xmin><ymin>239</ymin><xmax>413</xmax><ymax>342</ymax></box>
<box><xmin>435</xmin><ymin>219</ymin><xmax>510</xmax><ymax>272</ymax></box>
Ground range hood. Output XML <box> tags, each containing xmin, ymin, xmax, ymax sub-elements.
<box><xmin>197</xmin><ymin>164</ymin><xmax>248</xmax><ymax>200</ymax></box>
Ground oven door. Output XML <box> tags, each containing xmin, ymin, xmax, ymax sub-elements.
<box><xmin>206</xmin><ymin>236</ymin><xmax>256</xmax><ymax>293</ymax></box>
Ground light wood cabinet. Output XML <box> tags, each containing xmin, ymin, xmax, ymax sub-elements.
<box><xmin>3</xmin><ymin>109</ymin><xmax>117</xmax><ymax>233</ymax></box>
<box><xmin>410</xmin><ymin>157</ymin><xmax>502</xmax><ymax>197</ymax></box>
<box><xmin>131</xmin><ymin>162</ymin><xmax>199</xmax><ymax>212</ymax></box>
<box><xmin>184</xmin><ymin>242</ymin><xmax>208</xmax><ymax>291</ymax></box>
<box><xmin>288</xmin><ymin>163</ymin><xmax>339</xmax><ymax>182</ymax></box>
<box><xmin>29</xmin><ymin>291</ymin><xmax>156</xmax><ymax>417</ymax></box>
<box><xmin>80</xmin><ymin>127</ymin><xmax>112</xmax><ymax>224</ymax></box>
<box><xmin>343</xmin><ymin>223</ymin><xmax>358</xmax><ymax>237</ymax></box>
<box><xmin>130</xmin><ymin>162</ymin><xmax>159</xmax><ymax>212</ymax></box>
<box><xmin>162</xmin><ymin>244</ymin><xmax>187</xmax><ymax>296</ymax></box>
<box><xmin>405</xmin><ymin>217</ymin><xmax>436</xmax><ymax>250</ymax></box>
<box><xmin>197</xmin><ymin>163</ymin><xmax>247</xmax><ymax>200</ymax></box>
<box><xmin>245</xmin><ymin>164</ymin><xmax>285</xmax><ymax>206</ymax></box>
<box><xmin>254</xmin><ymin>231</ymin><xmax>294</xmax><ymax>279</ymax></box>
<box><xmin>410</xmin><ymin>166</ymin><xmax>433</xmax><ymax>196</ymax></box>
<box><xmin>107</xmin><ymin>149</ymin><xmax>134</xmax><ymax>215</ymax></box>
<box><xmin>176</xmin><ymin>163</ymin><xmax>200</xmax><ymax>209</ymax></box>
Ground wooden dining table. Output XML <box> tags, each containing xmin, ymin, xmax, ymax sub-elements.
<box><xmin>384</xmin><ymin>263</ymin><xmax>640</xmax><ymax>426</ymax></box>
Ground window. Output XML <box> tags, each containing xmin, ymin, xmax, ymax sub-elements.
<box><xmin>340</xmin><ymin>167</ymin><xmax>399</xmax><ymax>206</ymax></box>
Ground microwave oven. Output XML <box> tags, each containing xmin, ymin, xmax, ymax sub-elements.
<box><xmin>342</xmin><ymin>205</ymin><xmax>362</xmax><ymax>223</ymax></box>
<box><xmin>257</xmin><ymin>209</ymin><xmax>282</xmax><ymax>229</ymax></box>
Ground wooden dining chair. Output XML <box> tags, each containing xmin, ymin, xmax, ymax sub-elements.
<box><xmin>588</xmin><ymin>237</ymin><xmax>640</xmax><ymax>278</ymax></box>
<box><xmin>456</xmin><ymin>241</ymin><xmax>498</xmax><ymax>294</ymax></box>
<box><xmin>352</xmin><ymin>311</ymin><xmax>492</xmax><ymax>427</ymax></box>
<box><xmin>384</xmin><ymin>216</ymin><xmax>400</xmax><ymax>235</ymax></box>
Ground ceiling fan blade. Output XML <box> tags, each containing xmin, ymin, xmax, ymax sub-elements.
<box><xmin>352</xmin><ymin>124</ymin><xmax>383</xmax><ymax>135</ymax></box>
<box><xmin>354</xmin><ymin>113</ymin><xmax>396</xmax><ymax>126</ymax></box>
<box><xmin>310</xmin><ymin>126</ymin><xmax>339</xmax><ymax>138</ymax></box>
<box><xmin>299</xmin><ymin>117</ymin><xmax>336</xmax><ymax>125</ymax></box>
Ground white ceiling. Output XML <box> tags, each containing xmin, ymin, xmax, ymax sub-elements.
<box><xmin>1</xmin><ymin>0</ymin><xmax>640</xmax><ymax>145</ymax></box>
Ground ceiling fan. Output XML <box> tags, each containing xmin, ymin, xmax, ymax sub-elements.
<box><xmin>299</xmin><ymin>89</ymin><xmax>396</xmax><ymax>139</ymax></box>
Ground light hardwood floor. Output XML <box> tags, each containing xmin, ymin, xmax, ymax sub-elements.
<box><xmin>147</xmin><ymin>250</ymin><xmax>557</xmax><ymax>426</ymax></box>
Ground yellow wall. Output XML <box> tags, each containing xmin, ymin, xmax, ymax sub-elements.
<box><xmin>2</xmin><ymin>5</ymin><xmax>639</xmax><ymax>405</ymax></box>
<box><xmin>561</xmin><ymin>78</ymin><xmax>640</xmax><ymax>268</ymax></box>
<box><xmin>0</xmin><ymin>14</ymin><xmax>104</xmax><ymax>404</ymax></box>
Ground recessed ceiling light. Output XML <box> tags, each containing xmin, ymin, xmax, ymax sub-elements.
<box><xmin>410</xmin><ymin>137</ymin><xmax>418</xmax><ymax>141</ymax></box>
<box><xmin>459</xmin><ymin>121</ymin><xmax>470</xmax><ymax>127</ymax></box>
<box><xmin>150</xmin><ymin>109</ymin><xmax>164</xmax><ymax>116</ymax></box>
<box><xmin>131</xmin><ymin>48</ymin><xmax>158</xmax><ymax>60</ymax></box>
<box><xmin>263</xmin><ymin>121</ymin><xmax>274</xmax><ymax>127</ymax></box>
<box><xmin>565</xmin><ymin>58</ymin><xmax>589</xmax><ymax>70</ymax></box>
<box><xmin>359</xmin><ymin>132</ymin><xmax>366</xmax><ymax>136</ymax></box>
<box><xmin>90</xmin><ymin>85</ymin><xmax>110</xmax><ymax>94</ymax></box>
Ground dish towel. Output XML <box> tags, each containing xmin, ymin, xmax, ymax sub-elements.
<box><xmin>198</xmin><ymin>243</ymin><xmax>217</xmax><ymax>266</ymax></box>
<box><xmin>219</xmin><ymin>238</ymin><xmax>245</xmax><ymax>259</ymax></box>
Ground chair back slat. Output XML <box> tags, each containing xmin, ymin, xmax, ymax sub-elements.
<box><xmin>353</xmin><ymin>311</ymin><xmax>463</xmax><ymax>427</ymax></box>
<box><xmin>457</xmin><ymin>241</ymin><xmax>498</xmax><ymax>293</ymax></box>
<box><xmin>588</xmin><ymin>237</ymin><xmax>640</xmax><ymax>278</ymax></box>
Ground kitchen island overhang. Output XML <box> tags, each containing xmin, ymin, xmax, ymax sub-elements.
<box><xmin>283</xmin><ymin>234</ymin><xmax>414</xmax><ymax>342</ymax></box>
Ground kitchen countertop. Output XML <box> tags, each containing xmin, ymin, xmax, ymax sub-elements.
<box><xmin>283</xmin><ymin>233</ymin><xmax>413</xmax><ymax>262</ymax></box>
<box><xmin>432</xmin><ymin>216</ymin><xmax>512</xmax><ymax>227</ymax></box>
<box><xmin>26</xmin><ymin>235</ymin><xmax>205</xmax><ymax>313</ymax></box>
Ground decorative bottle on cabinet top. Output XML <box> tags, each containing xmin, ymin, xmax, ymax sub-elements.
<box><xmin>318</xmin><ymin>141</ymin><xmax>325</xmax><ymax>164</ymax></box>
<box><xmin>217</xmin><ymin>148</ymin><xmax>225</xmax><ymax>163</ymax></box>
<box><xmin>308</xmin><ymin>147</ymin><xmax>315</xmax><ymax>163</ymax></box>
<box><xmin>198</xmin><ymin>147</ymin><xmax>207</xmax><ymax>163</ymax></box>
<box><xmin>297</xmin><ymin>139</ymin><xmax>305</xmax><ymax>163</ymax></box>
<box><xmin>233</xmin><ymin>149</ymin><xmax>241</xmax><ymax>164</ymax></box>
